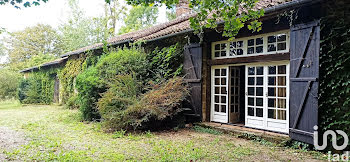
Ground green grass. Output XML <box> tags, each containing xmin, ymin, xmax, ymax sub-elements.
<box><xmin>0</xmin><ymin>101</ymin><xmax>327</xmax><ymax>161</ymax></box>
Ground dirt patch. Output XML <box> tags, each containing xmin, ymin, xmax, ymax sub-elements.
<box><xmin>0</xmin><ymin>127</ymin><xmax>28</xmax><ymax>161</ymax></box>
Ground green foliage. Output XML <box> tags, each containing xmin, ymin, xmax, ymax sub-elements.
<box><xmin>147</xmin><ymin>43</ymin><xmax>184</xmax><ymax>83</ymax></box>
<box><xmin>319</xmin><ymin>2</ymin><xmax>350</xmax><ymax>150</ymax></box>
<box><xmin>96</xmin><ymin>47</ymin><xmax>148</xmax><ymax>84</ymax></box>
<box><xmin>125</xmin><ymin>0</ymin><xmax>263</xmax><ymax>39</ymax></box>
<box><xmin>0</xmin><ymin>0</ymin><xmax>48</xmax><ymax>9</ymax></box>
<box><xmin>193</xmin><ymin>126</ymin><xmax>223</xmax><ymax>135</ymax></box>
<box><xmin>65</xmin><ymin>95</ymin><xmax>79</xmax><ymax>109</ymax></box>
<box><xmin>0</xmin><ymin>69</ymin><xmax>21</xmax><ymax>99</ymax></box>
<box><xmin>18</xmin><ymin>68</ymin><xmax>59</xmax><ymax>104</ymax></box>
<box><xmin>118</xmin><ymin>6</ymin><xmax>159</xmax><ymax>34</ymax></box>
<box><xmin>76</xmin><ymin>66</ymin><xmax>103</xmax><ymax>121</ymax></box>
<box><xmin>3</xmin><ymin>24</ymin><xmax>61</xmax><ymax>70</ymax></box>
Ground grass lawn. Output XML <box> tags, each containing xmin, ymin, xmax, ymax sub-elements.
<box><xmin>0</xmin><ymin>100</ymin><xmax>326</xmax><ymax>161</ymax></box>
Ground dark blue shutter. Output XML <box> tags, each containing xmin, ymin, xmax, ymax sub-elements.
<box><xmin>183</xmin><ymin>44</ymin><xmax>202</xmax><ymax>120</ymax></box>
<box><xmin>289</xmin><ymin>20</ymin><xmax>320</xmax><ymax>144</ymax></box>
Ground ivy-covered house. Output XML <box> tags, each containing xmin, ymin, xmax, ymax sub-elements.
<box><xmin>20</xmin><ymin>0</ymin><xmax>349</xmax><ymax>145</ymax></box>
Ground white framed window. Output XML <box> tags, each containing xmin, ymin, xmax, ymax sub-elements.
<box><xmin>211</xmin><ymin>30</ymin><xmax>290</xmax><ymax>59</ymax></box>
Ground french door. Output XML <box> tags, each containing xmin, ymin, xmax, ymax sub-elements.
<box><xmin>211</xmin><ymin>67</ymin><xmax>229</xmax><ymax>123</ymax></box>
<box><xmin>245</xmin><ymin>63</ymin><xmax>289</xmax><ymax>133</ymax></box>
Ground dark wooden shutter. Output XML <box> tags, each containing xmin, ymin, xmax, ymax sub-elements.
<box><xmin>183</xmin><ymin>43</ymin><xmax>202</xmax><ymax>119</ymax></box>
<box><xmin>289</xmin><ymin>20</ymin><xmax>320</xmax><ymax>144</ymax></box>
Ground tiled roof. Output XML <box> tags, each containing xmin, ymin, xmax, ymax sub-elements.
<box><xmin>19</xmin><ymin>57</ymin><xmax>68</xmax><ymax>73</ymax></box>
<box><xmin>21</xmin><ymin>0</ymin><xmax>300</xmax><ymax>73</ymax></box>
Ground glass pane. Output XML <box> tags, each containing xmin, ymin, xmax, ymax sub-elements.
<box><xmin>256</xmin><ymin>108</ymin><xmax>263</xmax><ymax>117</ymax></box>
<box><xmin>256</xmin><ymin>67</ymin><xmax>263</xmax><ymax>75</ymax></box>
<box><xmin>221</xmin><ymin>105</ymin><xmax>226</xmax><ymax>113</ymax></box>
<box><xmin>215</xmin><ymin>52</ymin><xmax>220</xmax><ymax>57</ymax></box>
<box><xmin>221</xmin><ymin>96</ymin><xmax>226</xmax><ymax>103</ymax></box>
<box><xmin>248</xmin><ymin>39</ymin><xmax>254</xmax><ymax>46</ymax></box>
<box><xmin>268</xmin><ymin>36</ymin><xmax>276</xmax><ymax>43</ymax></box>
<box><xmin>221</xmin><ymin>78</ymin><xmax>227</xmax><ymax>85</ymax></box>
<box><xmin>221</xmin><ymin>43</ymin><xmax>226</xmax><ymax>50</ymax></box>
<box><xmin>248</xmin><ymin>87</ymin><xmax>254</xmax><ymax>95</ymax></box>
<box><xmin>256</xmin><ymin>98</ymin><xmax>263</xmax><ymax>106</ymax></box>
<box><xmin>248</xmin><ymin>77</ymin><xmax>255</xmax><ymax>85</ymax></box>
<box><xmin>268</xmin><ymin>44</ymin><xmax>276</xmax><ymax>52</ymax></box>
<box><xmin>248</xmin><ymin>107</ymin><xmax>254</xmax><ymax>116</ymax></box>
<box><xmin>230</xmin><ymin>42</ymin><xmax>236</xmax><ymax>48</ymax></box>
<box><xmin>221</xmin><ymin>51</ymin><xmax>226</xmax><ymax>57</ymax></box>
<box><xmin>215</xmin><ymin>95</ymin><xmax>219</xmax><ymax>103</ymax></box>
<box><xmin>215</xmin><ymin>44</ymin><xmax>220</xmax><ymax>50</ymax></box>
<box><xmin>278</xmin><ymin>65</ymin><xmax>286</xmax><ymax>74</ymax></box>
<box><xmin>278</xmin><ymin>76</ymin><xmax>286</xmax><ymax>86</ymax></box>
<box><xmin>248</xmin><ymin>67</ymin><xmax>255</xmax><ymax>75</ymax></box>
<box><xmin>215</xmin><ymin>104</ymin><xmax>219</xmax><ymax>112</ymax></box>
<box><xmin>278</xmin><ymin>88</ymin><xmax>286</xmax><ymax>97</ymax></box>
<box><xmin>268</xmin><ymin>66</ymin><xmax>276</xmax><ymax>74</ymax></box>
<box><xmin>215</xmin><ymin>87</ymin><xmax>220</xmax><ymax>94</ymax></box>
<box><xmin>277</xmin><ymin>43</ymin><xmax>286</xmax><ymax>51</ymax></box>
<box><xmin>256</xmin><ymin>46</ymin><xmax>263</xmax><ymax>53</ymax></box>
<box><xmin>215</xmin><ymin>69</ymin><xmax>220</xmax><ymax>76</ymax></box>
<box><xmin>248</xmin><ymin>97</ymin><xmax>254</xmax><ymax>106</ymax></box>
<box><xmin>277</xmin><ymin>110</ymin><xmax>286</xmax><ymax>120</ymax></box>
<box><xmin>215</xmin><ymin>78</ymin><xmax>220</xmax><ymax>85</ymax></box>
<box><xmin>277</xmin><ymin>34</ymin><xmax>286</xmax><ymax>42</ymax></box>
<box><xmin>256</xmin><ymin>37</ymin><xmax>263</xmax><ymax>45</ymax></box>
<box><xmin>221</xmin><ymin>69</ymin><xmax>227</xmax><ymax>76</ymax></box>
<box><xmin>268</xmin><ymin>109</ymin><xmax>276</xmax><ymax>119</ymax></box>
<box><xmin>268</xmin><ymin>87</ymin><xmax>276</xmax><ymax>96</ymax></box>
<box><xmin>278</xmin><ymin>99</ymin><xmax>286</xmax><ymax>108</ymax></box>
<box><xmin>248</xmin><ymin>47</ymin><xmax>254</xmax><ymax>54</ymax></box>
<box><xmin>229</xmin><ymin>49</ymin><xmax>236</xmax><ymax>56</ymax></box>
<box><xmin>237</xmin><ymin>41</ymin><xmax>243</xmax><ymax>47</ymax></box>
<box><xmin>237</xmin><ymin>49</ymin><xmax>243</xmax><ymax>55</ymax></box>
<box><xmin>268</xmin><ymin>98</ymin><xmax>276</xmax><ymax>107</ymax></box>
<box><xmin>268</xmin><ymin>77</ymin><xmax>276</xmax><ymax>86</ymax></box>
<box><xmin>221</xmin><ymin>87</ymin><xmax>227</xmax><ymax>94</ymax></box>
<box><xmin>256</xmin><ymin>77</ymin><xmax>263</xmax><ymax>85</ymax></box>
<box><xmin>256</xmin><ymin>87</ymin><xmax>263</xmax><ymax>96</ymax></box>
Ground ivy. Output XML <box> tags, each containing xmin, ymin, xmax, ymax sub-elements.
<box><xmin>319</xmin><ymin>1</ymin><xmax>350</xmax><ymax>150</ymax></box>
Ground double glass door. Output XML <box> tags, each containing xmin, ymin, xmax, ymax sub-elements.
<box><xmin>245</xmin><ymin>63</ymin><xmax>289</xmax><ymax>133</ymax></box>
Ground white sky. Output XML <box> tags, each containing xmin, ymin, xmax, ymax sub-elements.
<box><xmin>0</xmin><ymin>0</ymin><xmax>167</xmax><ymax>63</ymax></box>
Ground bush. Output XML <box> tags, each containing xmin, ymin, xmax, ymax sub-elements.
<box><xmin>100</xmin><ymin>77</ymin><xmax>189</xmax><ymax>131</ymax></box>
<box><xmin>65</xmin><ymin>95</ymin><xmax>79</xmax><ymax>109</ymax></box>
<box><xmin>97</xmin><ymin>74</ymin><xmax>141</xmax><ymax>129</ymax></box>
<box><xmin>76</xmin><ymin>66</ymin><xmax>103</xmax><ymax>121</ymax></box>
<box><xmin>0</xmin><ymin>69</ymin><xmax>21</xmax><ymax>99</ymax></box>
<box><xmin>18</xmin><ymin>70</ymin><xmax>57</xmax><ymax>104</ymax></box>
<box><xmin>96</xmin><ymin>47</ymin><xmax>148</xmax><ymax>84</ymax></box>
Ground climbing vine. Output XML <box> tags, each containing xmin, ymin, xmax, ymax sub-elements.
<box><xmin>319</xmin><ymin>1</ymin><xmax>350</xmax><ymax>150</ymax></box>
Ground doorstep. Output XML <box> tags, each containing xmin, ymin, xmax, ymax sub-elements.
<box><xmin>196</xmin><ymin>122</ymin><xmax>291</xmax><ymax>143</ymax></box>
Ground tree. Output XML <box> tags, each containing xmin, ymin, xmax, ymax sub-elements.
<box><xmin>0</xmin><ymin>0</ymin><xmax>48</xmax><ymax>8</ymax></box>
<box><xmin>118</xmin><ymin>6</ymin><xmax>158</xmax><ymax>34</ymax></box>
<box><xmin>104</xmin><ymin>0</ymin><xmax>127</xmax><ymax>36</ymax></box>
<box><xmin>3</xmin><ymin>24</ymin><xmax>61</xmax><ymax>70</ymax></box>
<box><xmin>122</xmin><ymin>0</ymin><xmax>263</xmax><ymax>39</ymax></box>
<box><xmin>59</xmin><ymin>0</ymin><xmax>112</xmax><ymax>52</ymax></box>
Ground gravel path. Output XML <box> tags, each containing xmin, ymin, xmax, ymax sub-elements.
<box><xmin>0</xmin><ymin>127</ymin><xmax>28</xmax><ymax>161</ymax></box>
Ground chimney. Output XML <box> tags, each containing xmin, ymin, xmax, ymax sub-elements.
<box><xmin>176</xmin><ymin>0</ymin><xmax>190</xmax><ymax>17</ymax></box>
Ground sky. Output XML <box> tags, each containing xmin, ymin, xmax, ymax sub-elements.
<box><xmin>0</xmin><ymin>0</ymin><xmax>167</xmax><ymax>63</ymax></box>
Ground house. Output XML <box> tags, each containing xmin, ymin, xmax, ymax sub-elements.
<box><xmin>20</xmin><ymin>0</ymin><xmax>348</xmax><ymax>145</ymax></box>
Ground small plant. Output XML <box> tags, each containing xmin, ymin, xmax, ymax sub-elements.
<box><xmin>193</xmin><ymin>126</ymin><xmax>223</xmax><ymax>135</ymax></box>
<box><xmin>144</xmin><ymin>130</ymin><xmax>154</xmax><ymax>138</ymax></box>
<box><xmin>113</xmin><ymin>129</ymin><xmax>126</xmax><ymax>138</ymax></box>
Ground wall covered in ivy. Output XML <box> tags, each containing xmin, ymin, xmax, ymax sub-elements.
<box><xmin>319</xmin><ymin>0</ymin><xmax>350</xmax><ymax>146</ymax></box>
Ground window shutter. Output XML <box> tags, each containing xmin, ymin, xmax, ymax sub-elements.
<box><xmin>289</xmin><ymin>20</ymin><xmax>320</xmax><ymax>144</ymax></box>
<box><xmin>183</xmin><ymin>43</ymin><xmax>202</xmax><ymax>118</ymax></box>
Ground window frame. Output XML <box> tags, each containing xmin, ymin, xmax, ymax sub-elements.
<box><xmin>211</xmin><ymin>30</ymin><xmax>290</xmax><ymax>60</ymax></box>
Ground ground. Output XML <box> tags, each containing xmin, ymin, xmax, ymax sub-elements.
<box><xmin>0</xmin><ymin>100</ymin><xmax>326</xmax><ymax>161</ymax></box>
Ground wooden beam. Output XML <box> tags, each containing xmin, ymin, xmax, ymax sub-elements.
<box><xmin>208</xmin><ymin>53</ymin><xmax>290</xmax><ymax>66</ymax></box>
